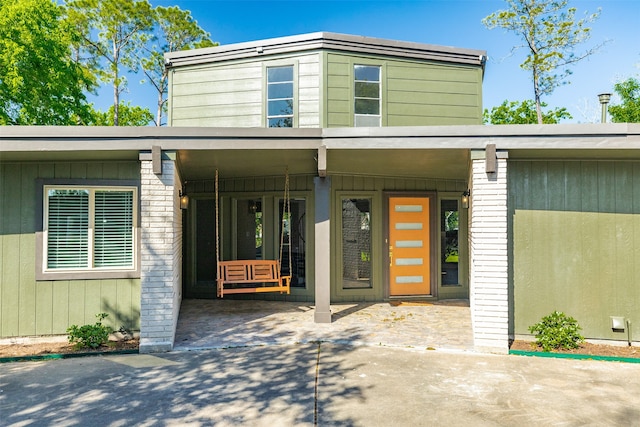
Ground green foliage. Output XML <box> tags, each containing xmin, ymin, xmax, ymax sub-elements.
<box><xmin>609</xmin><ymin>77</ymin><xmax>640</xmax><ymax>123</ymax></box>
<box><xmin>67</xmin><ymin>313</ymin><xmax>112</xmax><ymax>350</ymax></box>
<box><xmin>0</xmin><ymin>0</ymin><xmax>95</xmax><ymax>125</ymax></box>
<box><xmin>484</xmin><ymin>100</ymin><xmax>572</xmax><ymax>124</ymax></box>
<box><xmin>528</xmin><ymin>311</ymin><xmax>584</xmax><ymax>352</ymax></box>
<box><xmin>90</xmin><ymin>102</ymin><xmax>153</xmax><ymax>126</ymax></box>
<box><xmin>141</xmin><ymin>5</ymin><xmax>217</xmax><ymax>126</ymax></box>
<box><xmin>483</xmin><ymin>0</ymin><xmax>604</xmax><ymax>124</ymax></box>
<box><xmin>66</xmin><ymin>0</ymin><xmax>154</xmax><ymax>125</ymax></box>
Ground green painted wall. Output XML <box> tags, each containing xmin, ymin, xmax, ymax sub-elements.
<box><xmin>0</xmin><ymin>161</ymin><xmax>141</xmax><ymax>338</ymax></box>
<box><xmin>169</xmin><ymin>52</ymin><xmax>321</xmax><ymax>127</ymax></box>
<box><xmin>325</xmin><ymin>52</ymin><xmax>483</xmax><ymax>127</ymax></box>
<box><xmin>168</xmin><ymin>50</ymin><xmax>483</xmax><ymax>128</ymax></box>
<box><xmin>509</xmin><ymin>160</ymin><xmax>640</xmax><ymax>342</ymax></box>
<box><xmin>185</xmin><ymin>173</ymin><xmax>469</xmax><ymax>303</ymax></box>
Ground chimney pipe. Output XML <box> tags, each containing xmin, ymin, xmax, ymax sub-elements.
<box><xmin>598</xmin><ymin>93</ymin><xmax>611</xmax><ymax>123</ymax></box>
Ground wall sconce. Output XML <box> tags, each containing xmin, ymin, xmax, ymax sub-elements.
<box><xmin>461</xmin><ymin>189</ymin><xmax>470</xmax><ymax>209</ymax></box>
<box><xmin>248</xmin><ymin>200</ymin><xmax>258</xmax><ymax>214</ymax></box>
<box><xmin>179</xmin><ymin>190</ymin><xmax>189</xmax><ymax>210</ymax></box>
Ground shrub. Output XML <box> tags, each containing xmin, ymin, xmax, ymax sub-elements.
<box><xmin>528</xmin><ymin>311</ymin><xmax>584</xmax><ymax>352</ymax></box>
<box><xmin>67</xmin><ymin>313</ymin><xmax>112</xmax><ymax>350</ymax></box>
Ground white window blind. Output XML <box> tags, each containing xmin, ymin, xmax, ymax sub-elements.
<box><xmin>94</xmin><ymin>191</ymin><xmax>134</xmax><ymax>267</ymax></box>
<box><xmin>47</xmin><ymin>190</ymin><xmax>89</xmax><ymax>269</ymax></box>
<box><xmin>45</xmin><ymin>187</ymin><xmax>136</xmax><ymax>271</ymax></box>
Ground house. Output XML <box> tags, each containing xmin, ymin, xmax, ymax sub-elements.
<box><xmin>1</xmin><ymin>33</ymin><xmax>639</xmax><ymax>355</ymax></box>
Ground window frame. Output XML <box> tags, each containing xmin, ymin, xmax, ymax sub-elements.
<box><xmin>353</xmin><ymin>64</ymin><xmax>382</xmax><ymax>127</ymax></box>
<box><xmin>36</xmin><ymin>180</ymin><xmax>140</xmax><ymax>280</ymax></box>
<box><xmin>265</xmin><ymin>63</ymin><xmax>297</xmax><ymax>128</ymax></box>
<box><xmin>333</xmin><ymin>191</ymin><xmax>383</xmax><ymax>299</ymax></box>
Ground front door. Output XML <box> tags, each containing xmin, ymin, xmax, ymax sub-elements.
<box><xmin>388</xmin><ymin>196</ymin><xmax>431</xmax><ymax>296</ymax></box>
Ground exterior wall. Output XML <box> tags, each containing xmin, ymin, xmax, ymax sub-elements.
<box><xmin>0</xmin><ymin>161</ymin><xmax>141</xmax><ymax>338</ymax></box>
<box><xmin>469</xmin><ymin>152</ymin><xmax>509</xmax><ymax>353</ymax></box>
<box><xmin>169</xmin><ymin>52</ymin><xmax>321</xmax><ymax>128</ymax></box>
<box><xmin>331</xmin><ymin>174</ymin><xmax>468</xmax><ymax>302</ymax></box>
<box><xmin>184</xmin><ymin>175</ymin><xmax>316</xmax><ymax>302</ymax></box>
<box><xmin>183</xmin><ymin>173</ymin><xmax>469</xmax><ymax>304</ymax></box>
<box><xmin>510</xmin><ymin>160</ymin><xmax>640</xmax><ymax>342</ymax></box>
<box><xmin>325</xmin><ymin>52</ymin><xmax>483</xmax><ymax>127</ymax></box>
<box><xmin>139</xmin><ymin>157</ymin><xmax>182</xmax><ymax>353</ymax></box>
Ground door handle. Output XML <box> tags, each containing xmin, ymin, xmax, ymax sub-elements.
<box><xmin>389</xmin><ymin>245</ymin><xmax>393</xmax><ymax>267</ymax></box>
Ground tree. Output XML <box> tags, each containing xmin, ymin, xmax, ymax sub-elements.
<box><xmin>141</xmin><ymin>6</ymin><xmax>217</xmax><ymax>126</ymax></box>
<box><xmin>90</xmin><ymin>102</ymin><xmax>153</xmax><ymax>126</ymax></box>
<box><xmin>484</xmin><ymin>100</ymin><xmax>571</xmax><ymax>124</ymax></box>
<box><xmin>66</xmin><ymin>0</ymin><xmax>154</xmax><ymax>126</ymax></box>
<box><xmin>0</xmin><ymin>0</ymin><xmax>94</xmax><ymax>125</ymax></box>
<box><xmin>483</xmin><ymin>0</ymin><xmax>604</xmax><ymax>124</ymax></box>
<box><xmin>608</xmin><ymin>78</ymin><xmax>640</xmax><ymax>123</ymax></box>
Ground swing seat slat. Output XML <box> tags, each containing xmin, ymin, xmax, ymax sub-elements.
<box><xmin>217</xmin><ymin>260</ymin><xmax>291</xmax><ymax>298</ymax></box>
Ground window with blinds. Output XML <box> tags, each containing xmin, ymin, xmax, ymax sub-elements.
<box><xmin>45</xmin><ymin>187</ymin><xmax>136</xmax><ymax>271</ymax></box>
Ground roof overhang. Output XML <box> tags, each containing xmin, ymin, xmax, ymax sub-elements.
<box><xmin>165</xmin><ymin>32</ymin><xmax>487</xmax><ymax>69</ymax></box>
<box><xmin>3</xmin><ymin>124</ymin><xmax>640</xmax><ymax>180</ymax></box>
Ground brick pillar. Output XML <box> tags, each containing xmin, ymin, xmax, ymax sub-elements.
<box><xmin>139</xmin><ymin>152</ymin><xmax>183</xmax><ymax>353</ymax></box>
<box><xmin>469</xmin><ymin>149</ymin><xmax>509</xmax><ymax>354</ymax></box>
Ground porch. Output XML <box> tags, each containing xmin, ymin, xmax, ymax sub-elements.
<box><xmin>174</xmin><ymin>299</ymin><xmax>473</xmax><ymax>352</ymax></box>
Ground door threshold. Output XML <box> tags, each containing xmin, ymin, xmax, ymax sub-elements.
<box><xmin>387</xmin><ymin>296</ymin><xmax>436</xmax><ymax>302</ymax></box>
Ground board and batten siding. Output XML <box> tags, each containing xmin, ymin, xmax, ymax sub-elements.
<box><xmin>509</xmin><ymin>160</ymin><xmax>640</xmax><ymax>342</ymax></box>
<box><xmin>0</xmin><ymin>161</ymin><xmax>141</xmax><ymax>338</ymax></box>
<box><xmin>169</xmin><ymin>53</ymin><xmax>321</xmax><ymax>128</ymax></box>
<box><xmin>325</xmin><ymin>52</ymin><xmax>483</xmax><ymax>128</ymax></box>
<box><xmin>185</xmin><ymin>174</ymin><xmax>468</xmax><ymax>303</ymax></box>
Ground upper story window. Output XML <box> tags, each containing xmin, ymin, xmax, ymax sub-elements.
<box><xmin>44</xmin><ymin>186</ymin><xmax>136</xmax><ymax>272</ymax></box>
<box><xmin>354</xmin><ymin>65</ymin><xmax>381</xmax><ymax>127</ymax></box>
<box><xmin>267</xmin><ymin>65</ymin><xmax>294</xmax><ymax>127</ymax></box>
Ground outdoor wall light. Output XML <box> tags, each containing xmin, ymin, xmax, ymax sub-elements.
<box><xmin>179</xmin><ymin>190</ymin><xmax>189</xmax><ymax>210</ymax></box>
<box><xmin>461</xmin><ymin>189</ymin><xmax>470</xmax><ymax>209</ymax></box>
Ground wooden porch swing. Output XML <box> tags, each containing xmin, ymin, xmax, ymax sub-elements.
<box><xmin>215</xmin><ymin>169</ymin><xmax>292</xmax><ymax>298</ymax></box>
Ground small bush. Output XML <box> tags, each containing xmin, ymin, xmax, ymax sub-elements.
<box><xmin>67</xmin><ymin>313</ymin><xmax>112</xmax><ymax>350</ymax></box>
<box><xmin>528</xmin><ymin>311</ymin><xmax>584</xmax><ymax>352</ymax></box>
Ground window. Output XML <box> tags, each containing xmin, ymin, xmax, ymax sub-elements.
<box><xmin>267</xmin><ymin>65</ymin><xmax>294</xmax><ymax>127</ymax></box>
<box><xmin>441</xmin><ymin>199</ymin><xmax>459</xmax><ymax>285</ymax></box>
<box><xmin>354</xmin><ymin>65</ymin><xmax>381</xmax><ymax>127</ymax></box>
<box><xmin>44</xmin><ymin>186</ymin><xmax>136</xmax><ymax>272</ymax></box>
<box><xmin>342</xmin><ymin>198</ymin><xmax>372</xmax><ymax>289</ymax></box>
<box><xmin>279</xmin><ymin>198</ymin><xmax>306</xmax><ymax>288</ymax></box>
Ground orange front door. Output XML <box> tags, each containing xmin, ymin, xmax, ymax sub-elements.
<box><xmin>389</xmin><ymin>197</ymin><xmax>431</xmax><ymax>296</ymax></box>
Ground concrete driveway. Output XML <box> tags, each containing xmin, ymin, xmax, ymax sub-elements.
<box><xmin>2</xmin><ymin>343</ymin><xmax>639</xmax><ymax>426</ymax></box>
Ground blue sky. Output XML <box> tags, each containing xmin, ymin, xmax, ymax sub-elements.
<box><xmin>105</xmin><ymin>0</ymin><xmax>640</xmax><ymax>123</ymax></box>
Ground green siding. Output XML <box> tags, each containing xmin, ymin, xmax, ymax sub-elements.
<box><xmin>170</xmin><ymin>53</ymin><xmax>321</xmax><ymax>128</ymax></box>
<box><xmin>0</xmin><ymin>161</ymin><xmax>141</xmax><ymax>338</ymax></box>
<box><xmin>510</xmin><ymin>160</ymin><xmax>640</xmax><ymax>342</ymax></box>
<box><xmin>325</xmin><ymin>52</ymin><xmax>483</xmax><ymax>127</ymax></box>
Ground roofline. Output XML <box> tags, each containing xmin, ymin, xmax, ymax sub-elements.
<box><xmin>3</xmin><ymin>124</ymin><xmax>640</xmax><ymax>157</ymax></box>
<box><xmin>164</xmin><ymin>32</ymin><xmax>487</xmax><ymax>69</ymax></box>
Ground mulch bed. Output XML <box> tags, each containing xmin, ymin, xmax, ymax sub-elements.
<box><xmin>0</xmin><ymin>339</ymin><xmax>139</xmax><ymax>358</ymax></box>
<box><xmin>510</xmin><ymin>339</ymin><xmax>640</xmax><ymax>359</ymax></box>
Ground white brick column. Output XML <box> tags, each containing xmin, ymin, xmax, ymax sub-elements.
<box><xmin>139</xmin><ymin>152</ymin><xmax>183</xmax><ymax>353</ymax></box>
<box><xmin>469</xmin><ymin>149</ymin><xmax>509</xmax><ymax>354</ymax></box>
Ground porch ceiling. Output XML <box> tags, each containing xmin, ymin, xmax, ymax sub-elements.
<box><xmin>327</xmin><ymin>149</ymin><xmax>470</xmax><ymax>179</ymax></box>
<box><xmin>177</xmin><ymin>148</ymin><xmax>470</xmax><ymax>181</ymax></box>
<box><xmin>177</xmin><ymin>149</ymin><xmax>318</xmax><ymax>180</ymax></box>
